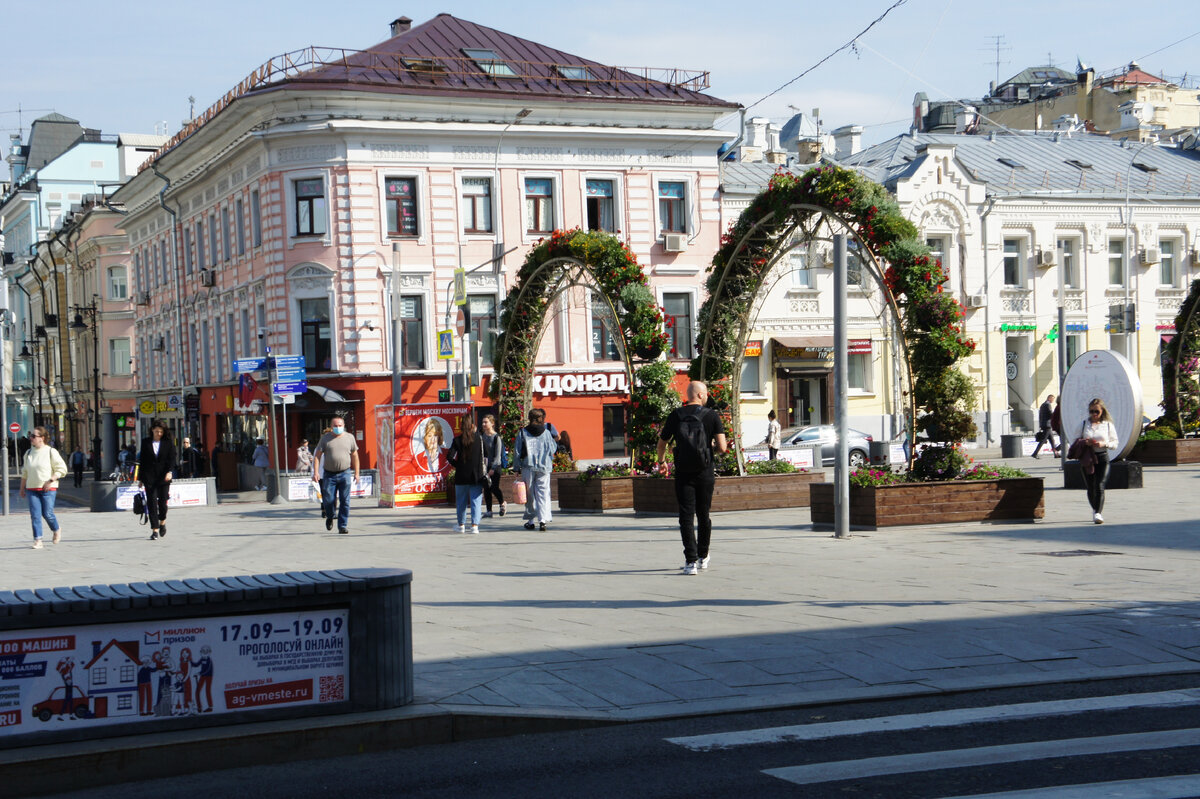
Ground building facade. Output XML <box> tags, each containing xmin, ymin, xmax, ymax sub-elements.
<box><xmin>111</xmin><ymin>13</ymin><xmax>736</xmax><ymax>471</ymax></box>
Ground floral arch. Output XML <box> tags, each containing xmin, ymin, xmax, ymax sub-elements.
<box><xmin>489</xmin><ymin>229</ymin><xmax>680</xmax><ymax>472</ymax></box>
<box><xmin>691</xmin><ymin>165</ymin><xmax>978</xmax><ymax>477</ymax></box>
<box><xmin>1159</xmin><ymin>278</ymin><xmax>1200</xmax><ymax>435</ymax></box>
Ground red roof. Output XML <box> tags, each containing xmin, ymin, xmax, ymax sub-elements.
<box><xmin>275</xmin><ymin>13</ymin><xmax>736</xmax><ymax>108</ymax></box>
<box><xmin>1099</xmin><ymin>67</ymin><xmax>1169</xmax><ymax>89</ymax></box>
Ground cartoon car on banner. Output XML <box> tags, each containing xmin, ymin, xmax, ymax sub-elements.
<box><xmin>31</xmin><ymin>685</ymin><xmax>93</xmax><ymax>721</ymax></box>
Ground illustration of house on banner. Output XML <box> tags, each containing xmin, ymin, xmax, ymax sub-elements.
<box><xmin>84</xmin><ymin>640</ymin><xmax>140</xmax><ymax>718</ymax></box>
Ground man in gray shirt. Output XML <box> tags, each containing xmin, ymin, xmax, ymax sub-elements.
<box><xmin>313</xmin><ymin>415</ymin><xmax>360</xmax><ymax>534</ymax></box>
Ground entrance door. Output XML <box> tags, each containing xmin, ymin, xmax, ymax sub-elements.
<box><xmin>791</xmin><ymin>377</ymin><xmax>825</xmax><ymax>427</ymax></box>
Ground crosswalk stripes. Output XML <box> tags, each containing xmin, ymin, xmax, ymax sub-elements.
<box><xmin>932</xmin><ymin>773</ymin><xmax>1200</xmax><ymax>799</ymax></box>
<box><xmin>761</xmin><ymin>728</ymin><xmax>1200</xmax><ymax>786</ymax></box>
<box><xmin>666</xmin><ymin>687</ymin><xmax>1200</xmax><ymax>751</ymax></box>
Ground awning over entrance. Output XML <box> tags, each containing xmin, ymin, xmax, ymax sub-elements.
<box><xmin>307</xmin><ymin>385</ymin><xmax>360</xmax><ymax>403</ymax></box>
<box><xmin>772</xmin><ymin>336</ymin><xmax>834</xmax><ymax>372</ymax></box>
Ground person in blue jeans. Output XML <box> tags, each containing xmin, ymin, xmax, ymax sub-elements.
<box><xmin>18</xmin><ymin>426</ymin><xmax>68</xmax><ymax>549</ymax></box>
<box><xmin>313</xmin><ymin>415</ymin><xmax>359</xmax><ymax>534</ymax></box>
<box><xmin>447</xmin><ymin>413</ymin><xmax>487</xmax><ymax>534</ymax></box>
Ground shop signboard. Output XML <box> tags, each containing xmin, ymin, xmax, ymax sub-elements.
<box><xmin>378</xmin><ymin>403</ymin><xmax>471</xmax><ymax>507</ymax></box>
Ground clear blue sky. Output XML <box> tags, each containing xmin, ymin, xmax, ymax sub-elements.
<box><xmin>3</xmin><ymin>0</ymin><xmax>1198</xmax><ymax>149</ymax></box>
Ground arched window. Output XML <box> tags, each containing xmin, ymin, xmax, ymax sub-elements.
<box><xmin>107</xmin><ymin>265</ymin><xmax>128</xmax><ymax>301</ymax></box>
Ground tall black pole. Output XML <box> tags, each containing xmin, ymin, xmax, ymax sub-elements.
<box><xmin>91</xmin><ymin>297</ymin><xmax>102</xmax><ymax>481</ymax></box>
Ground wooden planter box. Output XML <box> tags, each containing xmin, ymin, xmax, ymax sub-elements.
<box><xmin>632</xmin><ymin>471</ymin><xmax>825</xmax><ymax>515</ymax></box>
<box><xmin>447</xmin><ymin>471</ymin><xmax>577</xmax><ymax>504</ymax></box>
<box><xmin>1129</xmin><ymin>438</ymin><xmax>1200</xmax><ymax>465</ymax></box>
<box><xmin>810</xmin><ymin>478</ymin><xmax>1044</xmax><ymax>530</ymax></box>
<box><xmin>557</xmin><ymin>475</ymin><xmax>637</xmax><ymax>512</ymax></box>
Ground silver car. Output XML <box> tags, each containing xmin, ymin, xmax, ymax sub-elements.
<box><xmin>782</xmin><ymin>425</ymin><xmax>873</xmax><ymax>468</ymax></box>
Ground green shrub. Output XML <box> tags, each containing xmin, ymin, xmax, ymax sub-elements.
<box><xmin>744</xmin><ymin>459</ymin><xmax>800</xmax><ymax>475</ymax></box>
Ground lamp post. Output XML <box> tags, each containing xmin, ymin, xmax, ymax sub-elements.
<box><xmin>19</xmin><ymin>333</ymin><xmax>45</xmax><ymax>427</ymax></box>
<box><xmin>70</xmin><ymin>294</ymin><xmax>103</xmax><ymax>481</ymax></box>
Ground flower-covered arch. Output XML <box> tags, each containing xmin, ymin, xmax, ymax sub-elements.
<box><xmin>692</xmin><ymin>165</ymin><xmax>978</xmax><ymax>477</ymax></box>
<box><xmin>489</xmin><ymin>229</ymin><xmax>681</xmax><ymax>472</ymax></box>
<box><xmin>1158</xmin><ymin>278</ymin><xmax>1200</xmax><ymax>435</ymax></box>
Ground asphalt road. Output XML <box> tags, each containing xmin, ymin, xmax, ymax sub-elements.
<box><xmin>49</xmin><ymin>674</ymin><xmax>1200</xmax><ymax>799</ymax></box>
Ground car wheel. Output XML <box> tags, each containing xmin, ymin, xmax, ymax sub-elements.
<box><xmin>37</xmin><ymin>708</ymin><xmax>51</xmax><ymax>722</ymax></box>
<box><xmin>849</xmin><ymin>450</ymin><xmax>866</xmax><ymax>468</ymax></box>
<box><xmin>73</xmin><ymin>705</ymin><xmax>89</xmax><ymax>719</ymax></box>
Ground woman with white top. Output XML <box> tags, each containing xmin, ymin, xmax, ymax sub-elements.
<box><xmin>18</xmin><ymin>426</ymin><xmax>68</xmax><ymax>548</ymax></box>
<box><xmin>1080</xmin><ymin>397</ymin><xmax>1119</xmax><ymax>524</ymax></box>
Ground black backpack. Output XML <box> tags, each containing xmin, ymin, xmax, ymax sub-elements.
<box><xmin>673</xmin><ymin>408</ymin><xmax>713</xmax><ymax>473</ymax></box>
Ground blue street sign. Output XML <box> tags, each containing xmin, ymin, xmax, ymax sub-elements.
<box><xmin>233</xmin><ymin>357</ymin><xmax>266</xmax><ymax>373</ymax></box>
<box><xmin>274</xmin><ymin>355</ymin><xmax>305</xmax><ymax>370</ymax></box>
<box><xmin>275</xmin><ymin>367</ymin><xmax>306</xmax><ymax>381</ymax></box>
<box><xmin>273</xmin><ymin>380</ymin><xmax>308</xmax><ymax>396</ymax></box>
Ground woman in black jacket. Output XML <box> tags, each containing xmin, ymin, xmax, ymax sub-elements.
<box><xmin>447</xmin><ymin>414</ymin><xmax>486</xmax><ymax>535</ymax></box>
<box><xmin>138</xmin><ymin>421</ymin><xmax>177</xmax><ymax>541</ymax></box>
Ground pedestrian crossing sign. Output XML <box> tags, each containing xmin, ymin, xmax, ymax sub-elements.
<box><xmin>437</xmin><ymin>329</ymin><xmax>455</xmax><ymax>360</ymax></box>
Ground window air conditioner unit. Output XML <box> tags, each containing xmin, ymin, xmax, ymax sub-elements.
<box><xmin>200</xmin><ymin>269</ymin><xmax>215</xmax><ymax>287</ymax></box>
<box><xmin>965</xmin><ymin>293</ymin><xmax>987</xmax><ymax>309</ymax></box>
<box><xmin>1037</xmin><ymin>250</ymin><xmax>1055</xmax><ymax>267</ymax></box>
<box><xmin>663</xmin><ymin>233</ymin><xmax>686</xmax><ymax>252</ymax></box>
<box><xmin>1191</xmin><ymin>249</ymin><xmax>1200</xmax><ymax>267</ymax></box>
<box><xmin>1141</xmin><ymin>246</ymin><xmax>1161</xmax><ymax>265</ymax></box>
<box><xmin>136</xmin><ymin>291</ymin><xmax>151</xmax><ymax>306</ymax></box>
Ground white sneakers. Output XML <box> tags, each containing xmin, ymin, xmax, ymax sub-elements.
<box><xmin>32</xmin><ymin>539</ymin><xmax>43</xmax><ymax>549</ymax></box>
<box><xmin>470</xmin><ymin>525</ymin><xmax>480</xmax><ymax>535</ymax></box>
<box><xmin>457</xmin><ymin>524</ymin><xmax>466</xmax><ymax>534</ymax></box>
<box><xmin>1093</xmin><ymin>512</ymin><xmax>1104</xmax><ymax>524</ymax></box>
<box><xmin>699</xmin><ymin>556</ymin><xmax>710</xmax><ymax>570</ymax></box>
<box><xmin>683</xmin><ymin>562</ymin><xmax>698</xmax><ymax>575</ymax></box>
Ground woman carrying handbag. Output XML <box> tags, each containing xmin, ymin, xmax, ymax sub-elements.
<box><xmin>1074</xmin><ymin>398</ymin><xmax>1118</xmax><ymax>524</ymax></box>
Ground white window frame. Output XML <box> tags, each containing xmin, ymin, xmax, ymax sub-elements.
<box><xmin>1057</xmin><ymin>236</ymin><xmax>1082</xmax><ymax>289</ymax></box>
<box><xmin>587</xmin><ymin>290</ymin><xmax>622</xmax><ymax>364</ymax></box>
<box><xmin>848</xmin><ymin>351</ymin><xmax>874</xmax><ymax>394</ymax></box>
<box><xmin>250</xmin><ymin>189</ymin><xmax>263</xmax><ymax>248</ymax></box>
<box><xmin>109</xmin><ymin>338</ymin><xmax>131</xmax><ymax>376</ymax></box>
<box><xmin>657</xmin><ymin>286</ymin><xmax>698</xmax><ymax>361</ymax></box>
<box><xmin>457</xmin><ymin>172</ymin><xmax>496</xmax><ymax>238</ymax></box>
<box><xmin>286</xmin><ymin>172</ymin><xmax>331</xmax><ymax>243</ymax></box>
<box><xmin>379</xmin><ymin>172</ymin><xmax>427</xmax><ymax>242</ymax></box>
<box><xmin>387</xmin><ymin>289</ymin><xmax>432</xmax><ymax>371</ymax></box>
<box><xmin>1108</xmin><ymin>237</ymin><xmax>1127</xmax><ymax>287</ymax></box>
<box><xmin>520</xmin><ymin>172</ymin><xmax>560</xmax><ymax>241</ymax></box>
<box><xmin>1002</xmin><ymin>237</ymin><xmax>1026</xmax><ymax>287</ymax></box>
<box><xmin>107</xmin><ymin>265</ymin><xmax>128</xmax><ymax>301</ymax></box>
<box><xmin>654</xmin><ymin>175</ymin><xmax>691</xmax><ymax>236</ymax></box>
<box><xmin>581</xmin><ymin>172</ymin><xmax>623</xmax><ymax>234</ymax></box>
<box><xmin>1160</xmin><ymin>237</ymin><xmax>1182</xmax><ymax>287</ymax></box>
<box><xmin>287</xmin><ymin>263</ymin><xmax>337</xmax><ymax>371</ymax></box>
<box><xmin>739</xmin><ymin>354</ymin><xmax>762</xmax><ymax>395</ymax></box>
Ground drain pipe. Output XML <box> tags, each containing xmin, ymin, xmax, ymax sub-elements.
<box><xmin>979</xmin><ymin>195</ymin><xmax>998</xmax><ymax>445</ymax></box>
<box><xmin>150</xmin><ymin>164</ymin><xmax>188</xmax><ymax>408</ymax></box>
<box><xmin>721</xmin><ymin>108</ymin><xmax>747</xmax><ymax>162</ymax></box>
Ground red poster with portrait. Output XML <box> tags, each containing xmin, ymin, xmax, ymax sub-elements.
<box><xmin>381</xmin><ymin>403</ymin><xmax>472</xmax><ymax>507</ymax></box>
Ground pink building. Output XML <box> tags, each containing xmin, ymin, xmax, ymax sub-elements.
<box><xmin>112</xmin><ymin>14</ymin><xmax>737</xmax><ymax>468</ymax></box>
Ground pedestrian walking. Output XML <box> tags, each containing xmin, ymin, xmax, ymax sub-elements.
<box><xmin>479</xmin><ymin>414</ymin><xmax>506</xmax><ymax>518</ymax></box>
<box><xmin>138</xmin><ymin>420</ymin><xmax>177</xmax><ymax>541</ymax></box>
<box><xmin>1031</xmin><ymin>394</ymin><xmax>1060</xmax><ymax>458</ymax></box>
<box><xmin>251</xmin><ymin>438</ymin><xmax>270</xmax><ymax>490</ymax></box>
<box><xmin>296</xmin><ymin>439</ymin><xmax>313</xmax><ymax>473</ymax></box>
<box><xmin>447</xmin><ymin>413</ymin><xmax>487</xmax><ymax>534</ymax></box>
<box><xmin>515</xmin><ymin>408</ymin><xmax>557</xmax><ymax>531</ymax></box>
<box><xmin>764</xmin><ymin>409</ymin><xmax>782</xmax><ymax>460</ymax></box>
<box><xmin>1071</xmin><ymin>397</ymin><xmax>1119</xmax><ymax>524</ymax></box>
<box><xmin>69</xmin><ymin>445</ymin><xmax>86</xmax><ymax>487</ymax></box>
<box><xmin>313</xmin><ymin>416</ymin><xmax>359</xmax><ymax>534</ymax></box>
<box><xmin>18</xmin><ymin>426</ymin><xmax>67</xmax><ymax>548</ymax></box>
<box><xmin>657</xmin><ymin>381</ymin><xmax>728</xmax><ymax>575</ymax></box>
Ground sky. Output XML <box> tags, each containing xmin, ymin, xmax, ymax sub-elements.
<box><xmin>3</xmin><ymin>0</ymin><xmax>1199</xmax><ymax>151</ymax></box>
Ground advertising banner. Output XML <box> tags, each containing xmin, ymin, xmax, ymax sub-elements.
<box><xmin>744</xmin><ymin>446</ymin><xmax>815</xmax><ymax>469</ymax></box>
<box><xmin>0</xmin><ymin>608</ymin><xmax>348</xmax><ymax>736</ymax></box>
<box><xmin>384</xmin><ymin>403</ymin><xmax>472</xmax><ymax>507</ymax></box>
<box><xmin>115</xmin><ymin>481</ymin><xmax>209</xmax><ymax>510</ymax></box>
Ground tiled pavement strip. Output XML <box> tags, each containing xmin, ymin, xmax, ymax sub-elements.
<box><xmin>3</xmin><ymin>455</ymin><xmax>1200</xmax><ymax>722</ymax></box>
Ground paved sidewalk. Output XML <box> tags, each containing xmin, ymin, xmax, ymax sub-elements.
<box><xmin>2</xmin><ymin>454</ymin><xmax>1199</xmax><ymax>724</ymax></box>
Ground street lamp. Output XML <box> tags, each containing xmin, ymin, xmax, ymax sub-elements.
<box><xmin>19</xmin><ymin>331</ymin><xmax>45</xmax><ymax>427</ymax></box>
<box><xmin>70</xmin><ymin>294</ymin><xmax>103</xmax><ymax>480</ymax></box>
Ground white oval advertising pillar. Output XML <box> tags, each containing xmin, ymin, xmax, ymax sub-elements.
<box><xmin>1061</xmin><ymin>350</ymin><xmax>1144</xmax><ymax>461</ymax></box>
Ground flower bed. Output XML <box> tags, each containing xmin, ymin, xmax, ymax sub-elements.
<box><xmin>810</xmin><ymin>478</ymin><xmax>1044</xmax><ymax>530</ymax></box>
<box><xmin>1129</xmin><ymin>438</ymin><xmax>1200</xmax><ymax>465</ymax></box>
<box><xmin>632</xmin><ymin>471</ymin><xmax>825</xmax><ymax>515</ymax></box>
<box><xmin>557</xmin><ymin>475</ymin><xmax>637</xmax><ymax>512</ymax></box>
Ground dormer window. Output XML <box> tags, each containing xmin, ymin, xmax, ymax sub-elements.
<box><xmin>402</xmin><ymin>57</ymin><xmax>445</xmax><ymax>75</ymax></box>
<box><xmin>997</xmin><ymin>157</ymin><xmax>1025</xmax><ymax>169</ymax></box>
<box><xmin>554</xmin><ymin>65</ymin><xmax>595</xmax><ymax>81</ymax></box>
<box><xmin>462</xmin><ymin>48</ymin><xmax>516</xmax><ymax>77</ymax></box>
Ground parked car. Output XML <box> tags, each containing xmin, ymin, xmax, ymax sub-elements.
<box><xmin>780</xmin><ymin>425</ymin><xmax>873</xmax><ymax>468</ymax></box>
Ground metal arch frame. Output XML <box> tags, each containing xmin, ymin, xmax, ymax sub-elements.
<box><xmin>697</xmin><ymin>203</ymin><xmax>915</xmax><ymax>475</ymax></box>
<box><xmin>493</xmin><ymin>255</ymin><xmax>637</xmax><ymax>466</ymax></box>
<box><xmin>1172</xmin><ymin>289</ymin><xmax>1200</xmax><ymax>435</ymax></box>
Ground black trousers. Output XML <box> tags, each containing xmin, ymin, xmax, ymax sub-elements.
<box><xmin>1083</xmin><ymin>451</ymin><xmax>1110</xmax><ymax>512</ymax></box>
<box><xmin>674</xmin><ymin>470</ymin><xmax>715</xmax><ymax>564</ymax></box>
<box><xmin>73</xmin><ymin>465</ymin><xmax>83</xmax><ymax>487</ymax></box>
<box><xmin>484</xmin><ymin>472</ymin><xmax>504</xmax><ymax>510</ymax></box>
<box><xmin>145</xmin><ymin>482</ymin><xmax>170</xmax><ymax>529</ymax></box>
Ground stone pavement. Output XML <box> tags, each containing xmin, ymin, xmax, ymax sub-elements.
<box><xmin>3</xmin><ymin>453</ymin><xmax>1200</xmax><ymax>724</ymax></box>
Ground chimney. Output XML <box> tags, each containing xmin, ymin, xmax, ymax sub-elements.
<box><xmin>832</xmin><ymin>125</ymin><xmax>863</xmax><ymax>159</ymax></box>
<box><xmin>912</xmin><ymin>93</ymin><xmax>930</xmax><ymax>132</ymax></box>
<box><xmin>1076</xmin><ymin>66</ymin><xmax>1094</xmax><ymax>128</ymax></box>
<box><xmin>795</xmin><ymin>139</ymin><xmax>822</xmax><ymax>165</ymax></box>
<box><xmin>390</xmin><ymin>16</ymin><xmax>412</xmax><ymax>37</ymax></box>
